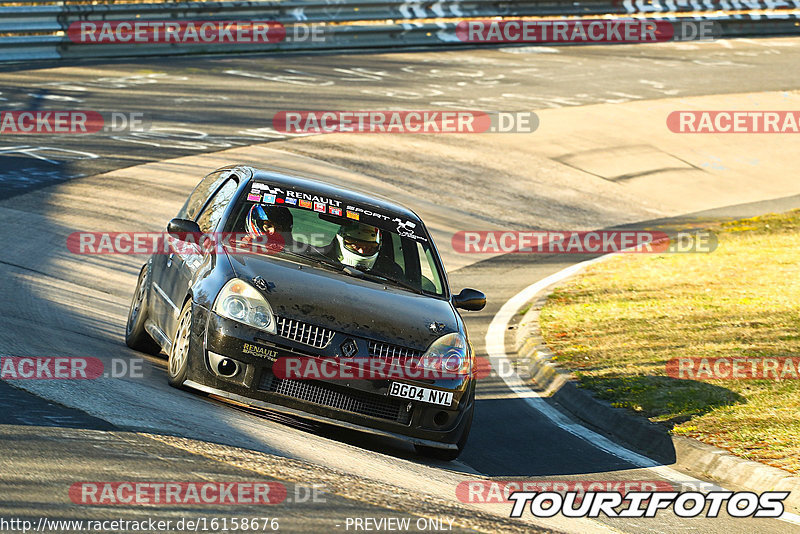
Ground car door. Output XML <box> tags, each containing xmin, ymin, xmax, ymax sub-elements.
<box><xmin>160</xmin><ymin>176</ymin><xmax>240</xmax><ymax>340</ymax></box>
<box><xmin>151</xmin><ymin>169</ymin><xmax>231</xmax><ymax>335</ymax></box>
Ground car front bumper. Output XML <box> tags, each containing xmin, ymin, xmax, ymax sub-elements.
<box><xmin>184</xmin><ymin>305</ymin><xmax>475</xmax><ymax>449</ymax></box>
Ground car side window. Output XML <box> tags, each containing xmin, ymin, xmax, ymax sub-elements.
<box><xmin>390</xmin><ymin>232</ymin><xmax>405</xmax><ymax>271</ymax></box>
<box><xmin>177</xmin><ymin>170</ymin><xmax>229</xmax><ymax>220</ymax></box>
<box><xmin>416</xmin><ymin>242</ymin><xmax>444</xmax><ymax>294</ymax></box>
<box><xmin>196</xmin><ymin>179</ymin><xmax>239</xmax><ymax>233</ymax></box>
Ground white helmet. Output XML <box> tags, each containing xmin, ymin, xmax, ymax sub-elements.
<box><xmin>336</xmin><ymin>224</ymin><xmax>381</xmax><ymax>270</ymax></box>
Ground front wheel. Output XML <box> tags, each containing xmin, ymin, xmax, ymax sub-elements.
<box><xmin>125</xmin><ymin>264</ymin><xmax>161</xmax><ymax>355</ymax></box>
<box><xmin>168</xmin><ymin>300</ymin><xmax>193</xmax><ymax>388</ymax></box>
<box><xmin>415</xmin><ymin>405</ymin><xmax>474</xmax><ymax>461</ymax></box>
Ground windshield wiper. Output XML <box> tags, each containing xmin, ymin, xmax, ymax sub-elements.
<box><xmin>342</xmin><ymin>267</ymin><xmax>425</xmax><ymax>295</ymax></box>
<box><xmin>239</xmin><ymin>242</ymin><xmax>426</xmax><ymax>294</ymax></box>
<box><xmin>273</xmin><ymin>248</ymin><xmax>344</xmax><ymax>272</ymax></box>
<box><xmin>304</xmin><ymin>248</ymin><xmax>346</xmax><ymax>270</ymax></box>
<box><xmin>299</xmin><ymin>255</ymin><xmax>423</xmax><ymax>295</ymax></box>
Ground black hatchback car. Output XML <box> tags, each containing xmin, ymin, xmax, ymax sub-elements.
<box><xmin>125</xmin><ymin>165</ymin><xmax>486</xmax><ymax>460</ymax></box>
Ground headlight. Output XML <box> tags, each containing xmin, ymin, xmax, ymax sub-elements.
<box><xmin>213</xmin><ymin>279</ymin><xmax>277</xmax><ymax>334</ymax></box>
<box><xmin>416</xmin><ymin>332</ymin><xmax>472</xmax><ymax>377</ymax></box>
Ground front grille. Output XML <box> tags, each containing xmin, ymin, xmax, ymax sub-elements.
<box><xmin>368</xmin><ymin>340</ymin><xmax>423</xmax><ymax>363</ymax></box>
<box><xmin>275</xmin><ymin>316</ymin><xmax>334</xmax><ymax>349</ymax></box>
<box><xmin>259</xmin><ymin>373</ymin><xmax>412</xmax><ymax>425</ymax></box>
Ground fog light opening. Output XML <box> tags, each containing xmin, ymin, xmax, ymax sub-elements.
<box><xmin>217</xmin><ymin>358</ymin><xmax>239</xmax><ymax>377</ymax></box>
<box><xmin>433</xmin><ymin>411</ymin><xmax>449</xmax><ymax>426</ymax></box>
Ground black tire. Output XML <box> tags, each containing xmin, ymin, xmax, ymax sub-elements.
<box><xmin>125</xmin><ymin>264</ymin><xmax>161</xmax><ymax>355</ymax></box>
<box><xmin>168</xmin><ymin>300</ymin><xmax>193</xmax><ymax>388</ymax></box>
<box><xmin>415</xmin><ymin>405</ymin><xmax>474</xmax><ymax>461</ymax></box>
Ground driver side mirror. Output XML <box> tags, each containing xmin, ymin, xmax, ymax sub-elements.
<box><xmin>453</xmin><ymin>288</ymin><xmax>486</xmax><ymax>311</ymax></box>
<box><xmin>167</xmin><ymin>218</ymin><xmax>201</xmax><ymax>238</ymax></box>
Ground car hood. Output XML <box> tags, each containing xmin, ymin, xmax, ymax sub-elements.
<box><xmin>226</xmin><ymin>251</ymin><xmax>458</xmax><ymax>350</ymax></box>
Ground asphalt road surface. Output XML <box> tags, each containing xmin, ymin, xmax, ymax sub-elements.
<box><xmin>1</xmin><ymin>38</ymin><xmax>800</xmax><ymax>533</ymax></box>
<box><xmin>1</xmin><ymin>37</ymin><xmax>799</xmax><ymax>198</ymax></box>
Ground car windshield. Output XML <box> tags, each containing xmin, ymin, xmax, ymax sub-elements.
<box><xmin>224</xmin><ymin>189</ymin><xmax>446</xmax><ymax>297</ymax></box>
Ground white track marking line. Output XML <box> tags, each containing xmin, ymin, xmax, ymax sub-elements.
<box><xmin>485</xmin><ymin>256</ymin><xmax>800</xmax><ymax>526</ymax></box>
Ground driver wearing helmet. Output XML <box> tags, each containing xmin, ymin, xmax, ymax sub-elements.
<box><xmin>331</xmin><ymin>223</ymin><xmax>382</xmax><ymax>270</ymax></box>
<box><xmin>247</xmin><ymin>204</ymin><xmax>293</xmax><ymax>235</ymax></box>
<box><xmin>240</xmin><ymin>204</ymin><xmax>292</xmax><ymax>250</ymax></box>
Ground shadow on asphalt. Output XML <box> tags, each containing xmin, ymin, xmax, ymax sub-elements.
<box><xmin>0</xmin><ymin>381</ymin><xmax>115</xmax><ymax>431</ymax></box>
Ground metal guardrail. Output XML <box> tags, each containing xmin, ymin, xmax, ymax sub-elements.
<box><xmin>1</xmin><ymin>0</ymin><xmax>799</xmax><ymax>62</ymax></box>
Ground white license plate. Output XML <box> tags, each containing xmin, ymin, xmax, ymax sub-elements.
<box><xmin>388</xmin><ymin>382</ymin><xmax>453</xmax><ymax>407</ymax></box>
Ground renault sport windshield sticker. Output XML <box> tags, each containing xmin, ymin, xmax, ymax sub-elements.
<box><xmin>248</xmin><ymin>183</ymin><xmax>428</xmax><ymax>242</ymax></box>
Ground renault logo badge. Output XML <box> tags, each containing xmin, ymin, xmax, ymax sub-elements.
<box><xmin>340</xmin><ymin>339</ymin><xmax>358</xmax><ymax>358</ymax></box>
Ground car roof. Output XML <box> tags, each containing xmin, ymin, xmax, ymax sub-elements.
<box><xmin>237</xmin><ymin>165</ymin><xmax>423</xmax><ymax>222</ymax></box>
